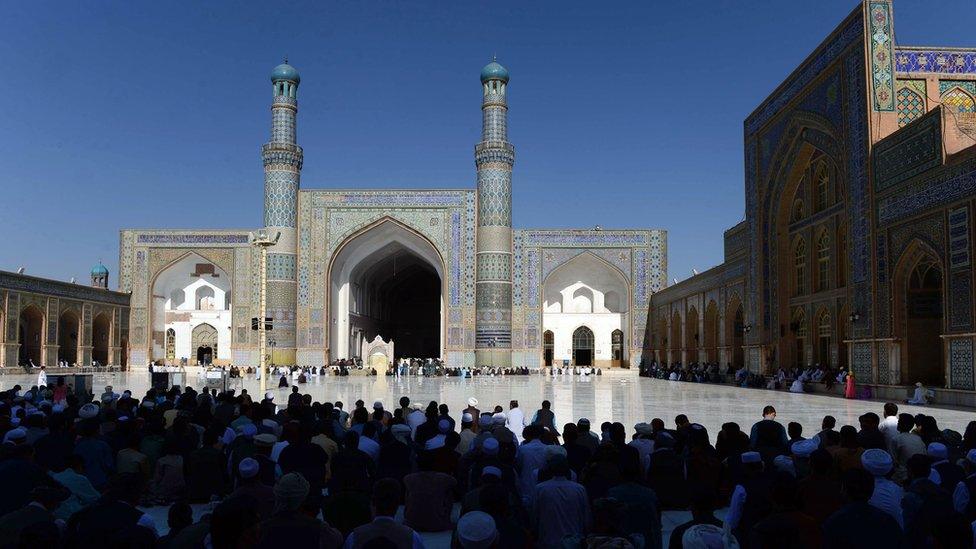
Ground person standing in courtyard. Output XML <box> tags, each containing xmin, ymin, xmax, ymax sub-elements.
<box><xmin>845</xmin><ymin>371</ymin><xmax>856</xmax><ymax>399</ymax></box>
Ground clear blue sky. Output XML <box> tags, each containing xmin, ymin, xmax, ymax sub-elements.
<box><xmin>1</xmin><ymin>1</ymin><xmax>973</xmax><ymax>287</ymax></box>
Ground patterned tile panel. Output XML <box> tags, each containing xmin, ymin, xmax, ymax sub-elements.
<box><xmin>867</xmin><ymin>2</ymin><xmax>895</xmax><ymax>111</ymax></box>
<box><xmin>873</xmin><ymin>108</ymin><xmax>942</xmax><ymax>193</ymax></box>
<box><xmin>949</xmin><ymin>339</ymin><xmax>975</xmax><ymax>391</ymax></box>
<box><xmin>852</xmin><ymin>343</ymin><xmax>873</xmax><ymax>382</ymax></box>
<box><xmin>896</xmin><ymin>49</ymin><xmax>976</xmax><ymax>74</ymax></box>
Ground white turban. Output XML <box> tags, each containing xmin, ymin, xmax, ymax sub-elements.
<box><xmin>861</xmin><ymin>448</ymin><xmax>893</xmax><ymax>476</ymax></box>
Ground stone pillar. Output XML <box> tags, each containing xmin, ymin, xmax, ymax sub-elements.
<box><xmin>475</xmin><ymin>59</ymin><xmax>514</xmax><ymax>367</ymax></box>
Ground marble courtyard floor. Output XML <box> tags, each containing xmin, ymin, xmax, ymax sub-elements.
<box><xmin>6</xmin><ymin>367</ymin><xmax>973</xmax><ymax>436</ymax></box>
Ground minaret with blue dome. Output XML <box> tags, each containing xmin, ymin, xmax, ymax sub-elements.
<box><xmin>262</xmin><ymin>58</ymin><xmax>303</xmax><ymax>361</ymax></box>
<box><xmin>91</xmin><ymin>262</ymin><xmax>109</xmax><ymax>288</ymax></box>
<box><xmin>474</xmin><ymin>57</ymin><xmax>515</xmax><ymax>367</ymax></box>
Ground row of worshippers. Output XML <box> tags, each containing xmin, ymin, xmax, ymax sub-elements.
<box><xmin>2</xmin><ymin>378</ymin><xmax>976</xmax><ymax>547</ymax></box>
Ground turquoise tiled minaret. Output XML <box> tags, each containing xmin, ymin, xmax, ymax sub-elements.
<box><xmin>475</xmin><ymin>59</ymin><xmax>515</xmax><ymax>367</ymax></box>
<box><xmin>262</xmin><ymin>59</ymin><xmax>303</xmax><ymax>361</ymax></box>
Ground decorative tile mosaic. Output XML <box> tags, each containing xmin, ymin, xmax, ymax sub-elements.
<box><xmin>896</xmin><ymin>86</ymin><xmax>925</xmax><ymax>127</ymax></box>
<box><xmin>942</xmin><ymin>87</ymin><xmax>976</xmax><ymax>113</ymax></box>
<box><xmin>136</xmin><ymin>234</ymin><xmax>249</xmax><ymax>245</ymax></box>
<box><xmin>873</xmin><ymin>108</ymin><xmax>941</xmax><ymax>193</ymax></box>
<box><xmin>949</xmin><ymin>206</ymin><xmax>971</xmax><ymax>269</ymax></box>
<box><xmin>868</xmin><ymin>2</ymin><xmax>895</xmax><ymax>111</ymax></box>
<box><xmin>877</xmin><ymin>158</ymin><xmax>976</xmax><ymax>226</ymax></box>
<box><xmin>896</xmin><ymin>49</ymin><xmax>976</xmax><ymax>74</ymax></box>
<box><xmin>949</xmin><ymin>338</ymin><xmax>975</xmax><ymax>391</ymax></box>
<box><xmin>852</xmin><ymin>342</ymin><xmax>873</xmax><ymax>382</ymax></box>
<box><xmin>877</xmin><ymin>341</ymin><xmax>890</xmax><ymax>385</ymax></box>
<box><xmin>950</xmin><ymin>271</ymin><xmax>973</xmax><ymax>331</ymax></box>
<box><xmin>267</xmin><ymin>253</ymin><xmax>297</xmax><ymax>280</ymax></box>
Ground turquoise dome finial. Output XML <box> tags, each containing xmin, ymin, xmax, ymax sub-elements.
<box><xmin>271</xmin><ymin>58</ymin><xmax>300</xmax><ymax>84</ymax></box>
<box><xmin>480</xmin><ymin>58</ymin><xmax>509</xmax><ymax>84</ymax></box>
<box><xmin>91</xmin><ymin>261</ymin><xmax>108</xmax><ymax>276</ymax></box>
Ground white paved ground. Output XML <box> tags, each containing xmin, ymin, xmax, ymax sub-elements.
<box><xmin>7</xmin><ymin>367</ymin><xmax>973</xmax><ymax>437</ymax></box>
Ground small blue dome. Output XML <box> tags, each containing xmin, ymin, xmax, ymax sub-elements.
<box><xmin>91</xmin><ymin>263</ymin><xmax>109</xmax><ymax>276</ymax></box>
<box><xmin>270</xmin><ymin>62</ymin><xmax>300</xmax><ymax>84</ymax></box>
<box><xmin>480</xmin><ymin>60</ymin><xmax>509</xmax><ymax>84</ymax></box>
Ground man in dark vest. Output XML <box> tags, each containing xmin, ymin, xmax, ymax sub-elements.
<box><xmin>344</xmin><ymin>478</ymin><xmax>424</xmax><ymax>548</ymax></box>
<box><xmin>531</xmin><ymin>400</ymin><xmax>557</xmax><ymax>434</ymax></box>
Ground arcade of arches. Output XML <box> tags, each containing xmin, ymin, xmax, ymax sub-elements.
<box><xmin>0</xmin><ymin>271</ymin><xmax>129</xmax><ymax>368</ymax></box>
<box><xmin>329</xmin><ymin>220</ymin><xmax>444</xmax><ymax>362</ymax></box>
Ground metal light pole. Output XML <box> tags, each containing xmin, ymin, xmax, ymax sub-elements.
<box><xmin>250</xmin><ymin>230</ymin><xmax>280</xmax><ymax>396</ymax></box>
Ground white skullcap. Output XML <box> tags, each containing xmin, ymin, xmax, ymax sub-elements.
<box><xmin>682</xmin><ymin>524</ymin><xmax>734</xmax><ymax>549</ymax></box>
<box><xmin>239</xmin><ymin>423</ymin><xmax>258</xmax><ymax>438</ymax></box>
<box><xmin>741</xmin><ymin>451</ymin><xmax>761</xmax><ymax>464</ymax></box>
<box><xmin>861</xmin><ymin>449</ymin><xmax>893</xmax><ymax>476</ymax></box>
<box><xmin>791</xmin><ymin>439</ymin><xmax>819</xmax><ymax>457</ymax></box>
<box><xmin>773</xmin><ymin>455</ymin><xmax>796</xmax><ymax>476</ymax></box>
<box><xmin>634</xmin><ymin>422</ymin><xmax>654</xmax><ymax>436</ymax></box>
<box><xmin>967</xmin><ymin>449</ymin><xmax>976</xmax><ymax>465</ymax></box>
<box><xmin>482</xmin><ymin>437</ymin><xmax>499</xmax><ymax>456</ymax></box>
<box><xmin>78</xmin><ymin>403</ymin><xmax>99</xmax><ymax>419</ymax></box>
<box><xmin>456</xmin><ymin>511</ymin><xmax>497</xmax><ymax>549</ymax></box>
<box><xmin>467</xmin><ymin>397</ymin><xmax>479</xmax><ymax>407</ymax></box>
<box><xmin>927</xmin><ymin>442</ymin><xmax>948</xmax><ymax>460</ymax></box>
<box><xmin>425</xmin><ymin>435</ymin><xmax>446</xmax><ymax>451</ymax></box>
<box><xmin>478</xmin><ymin>414</ymin><xmax>492</xmax><ymax>427</ymax></box>
<box><xmin>491</xmin><ymin>413</ymin><xmax>506</xmax><ymax>425</ymax></box>
<box><xmin>438</xmin><ymin>419</ymin><xmax>451</xmax><ymax>433</ymax></box>
<box><xmin>481</xmin><ymin>466</ymin><xmax>502</xmax><ymax>478</ymax></box>
<box><xmin>265</xmin><ymin>392</ymin><xmax>274</xmax><ymax>400</ymax></box>
<box><xmin>372</xmin><ymin>401</ymin><xmax>383</xmax><ymax>410</ymax></box>
<box><xmin>238</xmin><ymin>457</ymin><xmax>259</xmax><ymax>479</ymax></box>
<box><xmin>462</xmin><ymin>413</ymin><xmax>473</xmax><ymax>423</ymax></box>
<box><xmin>3</xmin><ymin>427</ymin><xmax>27</xmax><ymax>444</ymax></box>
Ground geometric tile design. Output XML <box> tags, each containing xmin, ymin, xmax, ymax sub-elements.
<box><xmin>949</xmin><ymin>338</ymin><xmax>974</xmax><ymax>391</ymax></box>
<box><xmin>896</xmin><ymin>49</ymin><xmax>976</xmax><ymax>74</ymax></box>
<box><xmin>852</xmin><ymin>342</ymin><xmax>873</xmax><ymax>383</ymax></box>
<box><xmin>267</xmin><ymin>253</ymin><xmax>296</xmax><ymax>280</ymax></box>
<box><xmin>897</xmin><ymin>86</ymin><xmax>925</xmax><ymax>126</ymax></box>
<box><xmin>868</xmin><ymin>2</ymin><xmax>896</xmax><ymax>111</ymax></box>
<box><xmin>949</xmin><ymin>206</ymin><xmax>971</xmax><ymax>269</ymax></box>
<box><xmin>942</xmin><ymin>87</ymin><xmax>976</xmax><ymax>113</ymax></box>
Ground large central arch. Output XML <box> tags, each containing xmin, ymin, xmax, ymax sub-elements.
<box><xmin>328</xmin><ymin>218</ymin><xmax>446</xmax><ymax>362</ymax></box>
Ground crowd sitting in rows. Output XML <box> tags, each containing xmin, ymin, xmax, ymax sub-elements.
<box><xmin>1</xmin><ymin>377</ymin><xmax>975</xmax><ymax>548</ymax></box>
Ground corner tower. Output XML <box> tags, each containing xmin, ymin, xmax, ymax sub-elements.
<box><xmin>474</xmin><ymin>59</ymin><xmax>515</xmax><ymax>367</ymax></box>
<box><xmin>262</xmin><ymin>59</ymin><xmax>303</xmax><ymax>362</ymax></box>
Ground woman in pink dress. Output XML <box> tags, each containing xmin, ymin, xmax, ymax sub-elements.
<box><xmin>844</xmin><ymin>372</ymin><xmax>856</xmax><ymax>399</ymax></box>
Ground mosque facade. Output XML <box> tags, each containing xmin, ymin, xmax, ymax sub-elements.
<box><xmin>649</xmin><ymin>0</ymin><xmax>976</xmax><ymax>404</ymax></box>
<box><xmin>117</xmin><ymin>60</ymin><xmax>667</xmax><ymax>369</ymax></box>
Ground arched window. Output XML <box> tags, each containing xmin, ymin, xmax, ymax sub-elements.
<box><xmin>814</xmin><ymin>162</ymin><xmax>829</xmax><ymax>212</ymax></box>
<box><xmin>943</xmin><ymin>87</ymin><xmax>976</xmax><ymax>114</ymax></box>
<box><xmin>817</xmin><ymin>311</ymin><xmax>832</xmax><ymax>366</ymax></box>
<box><xmin>837</xmin><ymin>225</ymin><xmax>848</xmax><ymax>288</ymax></box>
<box><xmin>791</xmin><ymin>199</ymin><xmax>805</xmax><ymax>223</ymax></box>
<box><xmin>816</xmin><ymin>230</ymin><xmax>830</xmax><ymax>292</ymax></box>
<box><xmin>195</xmin><ymin>286</ymin><xmax>216</xmax><ymax>310</ymax></box>
<box><xmin>793</xmin><ymin>238</ymin><xmax>807</xmax><ymax>296</ymax></box>
<box><xmin>897</xmin><ymin>87</ymin><xmax>925</xmax><ymax>126</ymax></box>
<box><xmin>165</xmin><ymin>328</ymin><xmax>176</xmax><ymax>360</ymax></box>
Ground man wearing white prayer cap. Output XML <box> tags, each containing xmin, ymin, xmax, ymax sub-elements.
<box><xmin>682</xmin><ymin>523</ymin><xmax>740</xmax><ymax>549</ymax></box>
<box><xmin>457</xmin><ymin>413</ymin><xmax>477</xmax><ymax>455</ymax></box>
<box><xmin>464</xmin><ymin>398</ymin><xmax>481</xmax><ymax>434</ymax></box>
<box><xmin>790</xmin><ymin>438</ymin><xmax>819</xmax><ymax>477</ymax></box>
<box><xmin>928</xmin><ymin>442</ymin><xmax>964</xmax><ymax>491</ymax></box>
<box><xmin>455</xmin><ymin>511</ymin><xmax>497</xmax><ymax>549</ymax></box>
<box><xmin>861</xmin><ymin>448</ymin><xmax>903</xmax><ymax>528</ymax></box>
